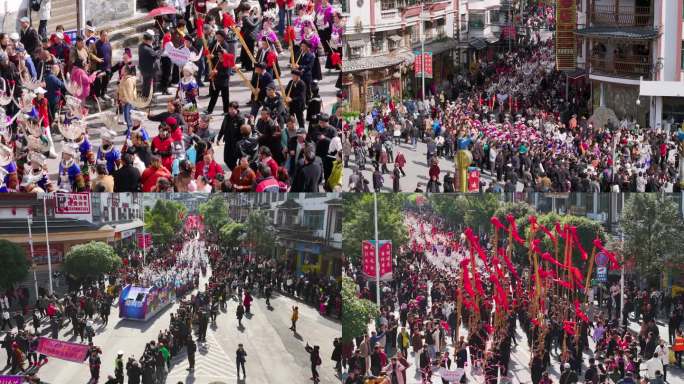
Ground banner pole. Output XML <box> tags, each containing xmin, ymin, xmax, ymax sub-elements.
<box><xmin>43</xmin><ymin>195</ymin><xmax>53</xmax><ymax>296</ymax></box>
<box><xmin>374</xmin><ymin>193</ymin><xmax>381</xmax><ymax>308</ymax></box>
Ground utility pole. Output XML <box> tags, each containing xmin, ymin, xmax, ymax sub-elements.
<box><xmin>42</xmin><ymin>195</ymin><xmax>53</xmax><ymax>295</ymax></box>
<box><xmin>373</xmin><ymin>193</ymin><xmax>381</xmax><ymax>308</ymax></box>
<box><xmin>27</xmin><ymin>215</ymin><xmax>38</xmax><ymax>300</ymax></box>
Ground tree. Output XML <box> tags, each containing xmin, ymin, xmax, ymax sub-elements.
<box><xmin>429</xmin><ymin>195</ymin><xmax>470</xmax><ymax>229</ymax></box>
<box><xmin>145</xmin><ymin>200</ymin><xmax>186</xmax><ymax>247</ymax></box>
<box><xmin>0</xmin><ymin>240</ymin><xmax>29</xmax><ymax>289</ymax></box>
<box><xmin>198</xmin><ymin>196</ymin><xmax>231</xmax><ymax>234</ymax></box>
<box><xmin>63</xmin><ymin>241</ymin><xmax>122</xmax><ymax>282</ymax></box>
<box><xmin>245</xmin><ymin>210</ymin><xmax>275</xmax><ymax>257</ymax></box>
<box><xmin>342</xmin><ymin>277</ymin><xmax>379</xmax><ymax>342</ymax></box>
<box><xmin>464</xmin><ymin>194</ymin><xmax>503</xmax><ymax>234</ymax></box>
<box><xmin>219</xmin><ymin>221</ymin><xmax>246</xmax><ymax>250</ymax></box>
<box><xmin>621</xmin><ymin>194</ymin><xmax>684</xmax><ymax>282</ymax></box>
<box><xmin>342</xmin><ymin>194</ymin><xmax>409</xmax><ymax>265</ymax></box>
<box><xmin>533</xmin><ymin>213</ymin><xmax>608</xmax><ymax>270</ymax></box>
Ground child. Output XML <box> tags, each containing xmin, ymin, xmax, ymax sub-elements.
<box><xmin>32</xmin><ymin>87</ymin><xmax>50</xmax><ymax>130</ymax></box>
<box><xmin>178</xmin><ymin>62</ymin><xmax>199</xmax><ymax>106</ymax></box>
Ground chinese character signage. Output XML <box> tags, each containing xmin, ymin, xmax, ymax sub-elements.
<box><xmin>362</xmin><ymin>240</ymin><xmax>393</xmax><ymax>281</ymax></box>
<box><xmin>556</xmin><ymin>0</ymin><xmax>576</xmax><ymax>70</ymax></box>
<box><xmin>137</xmin><ymin>233</ymin><xmax>152</xmax><ymax>248</ymax></box>
<box><xmin>413</xmin><ymin>51</ymin><xmax>433</xmax><ymax>79</ymax></box>
<box><xmin>54</xmin><ymin>192</ymin><xmax>92</xmax><ymax>222</ymax></box>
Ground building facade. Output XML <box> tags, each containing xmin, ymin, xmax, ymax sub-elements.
<box><xmin>342</xmin><ymin>0</ymin><xmax>460</xmax><ymax>112</ymax></box>
<box><xmin>577</xmin><ymin>0</ymin><xmax>684</xmax><ymax>130</ymax></box>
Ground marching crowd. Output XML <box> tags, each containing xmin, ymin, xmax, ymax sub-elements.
<box><xmin>0</xmin><ymin>0</ymin><xmax>345</xmax><ymax>194</ymax></box>
<box><xmin>343</xmin><ymin>18</ymin><xmax>683</xmax><ymax>193</ymax></box>
<box><xmin>342</xmin><ymin>207</ymin><xmax>684</xmax><ymax>384</ymax></box>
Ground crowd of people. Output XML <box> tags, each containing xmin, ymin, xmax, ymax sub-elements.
<box><xmin>1</xmin><ymin>213</ymin><xmax>342</xmax><ymax>382</ymax></box>
<box><xmin>343</xmin><ymin>10</ymin><xmax>683</xmax><ymax>193</ymax></box>
<box><xmin>342</xmin><ymin>205</ymin><xmax>684</xmax><ymax>384</ymax></box>
<box><xmin>0</xmin><ymin>0</ymin><xmax>345</xmax><ymax>194</ymax></box>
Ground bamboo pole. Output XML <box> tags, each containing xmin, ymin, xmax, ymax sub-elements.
<box><xmin>231</xmin><ymin>26</ymin><xmax>256</xmax><ymax>65</ymax></box>
<box><xmin>234</xmin><ymin>68</ymin><xmax>257</xmax><ymax>97</ymax></box>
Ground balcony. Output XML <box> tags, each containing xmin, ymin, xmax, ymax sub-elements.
<box><xmin>591</xmin><ymin>3</ymin><xmax>652</xmax><ymax>27</ymax></box>
<box><xmin>590</xmin><ymin>55</ymin><xmax>651</xmax><ymax>79</ymax></box>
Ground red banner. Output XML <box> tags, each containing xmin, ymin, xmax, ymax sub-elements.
<box><xmin>37</xmin><ymin>337</ymin><xmax>89</xmax><ymax>363</ymax></box>
<box><xmin>413</xmin><ymin>51</ymin><xmax>433</xmax><ymax>79</ymax></box>
<box><xmin>362</xmin><ymin>240</ymin><xmax>393</xmax><ymax>280</ymax></box>
<box><xmin>556</xmin><ymin>0</ymin><xmax>577</xmax><ymax>70</ymax></box>
<box><xmin>137</xmin><ymin>233</ymin><xmax>152</xmax><ymax>248</ymax></box>
<box><xmin>468</xmin><ymin>170</ymin><xmax>480</xmax><ymax>192</ymax></box>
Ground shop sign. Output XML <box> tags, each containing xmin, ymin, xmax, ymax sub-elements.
<box><xmin>556</xmin><ymin>0</ymin><xmax>576</xmax><ymax>70</ymax></box>
<box><xmin>413</xmin><ymin>51</ymin><xmax>433</xmax><ymax>78</ymax></box>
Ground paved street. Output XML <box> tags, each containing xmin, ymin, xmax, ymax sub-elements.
<box><xmin>45</xmin><ymin>48</ymin><xmax>340</xmax><ymax>184</ymax></box>
<box><xmin>346</xmin><ymin>140</ymin><xmax>495</xmax><ymax>192</ymax></box>
<box><xmin>3</xmin><ymin>268</ymin><xmax>340</xmax><ymax>384</ymax></box>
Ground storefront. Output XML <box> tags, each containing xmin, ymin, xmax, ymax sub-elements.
<box><xmin>342</xmin><ymin>50</ymin><xmax>413</xmax><ymax>113</ymax></box>
<box><xmin>409</xmin><ymin>39</ymin><xmax>459</xmax><ymax>97</ymax></box>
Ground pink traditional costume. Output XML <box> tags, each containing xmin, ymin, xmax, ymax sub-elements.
<box><xmin>325</xmin><ymin>15</ymin><xmax>343</xmax><ymax>70</ymax></box>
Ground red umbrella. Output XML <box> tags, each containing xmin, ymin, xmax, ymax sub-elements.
<box><xmin>146</xmin><ymin>6</ymin><xmax>177</xmax><ymax>18</ymax></box>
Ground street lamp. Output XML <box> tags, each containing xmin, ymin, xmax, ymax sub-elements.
<box><xmin>635</xmin><ymin>98</ymin><xmax>641</xmax><ymax>128</ymax></box>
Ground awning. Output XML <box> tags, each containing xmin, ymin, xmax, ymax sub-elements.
<box><xmin>640</xmin><ymin>79</ymin><xmax>684</xmax><ymax>97</ymax></box>
<box><xmin>576</xmin><ymin>26</ymin><xmax>659</xmax><ymax>40</ymax></box>
<box><xmin>347</xmin><ymin>39</ymin><xmax>366</xmax><ymax>49</ymax></box>
<box><xmin>469</xmin><ymin>38</ymin><xmax>487</xmax><ymax>50</ymax></box>
<box><xmin>388</xmin><ymin>35</ymin><xmax>402</xmax><ymax>42</ymax></box>
<box><xmin>342</xmin><ymin>52</ymin><xmax>407</xmax><ymax>72</ymax></box>
<box><xmin>413</xmin><ymin>39</ymin><xmax>459</xmax><ymax>55</ymax></box>
<box><xmin>564</xmin><ymin>69</ymin><xmax>587</xmax><ymax>80</ymax></box>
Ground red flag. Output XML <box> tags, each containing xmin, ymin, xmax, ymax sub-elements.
<box><xmin>196</xmin><ymin>17</ymin><xmax>205</xmax><ymax>39</ymax></box>
<box><xmin>574</xmin><ymin>299</ymin><xmax>590</xmax><ymax>322</ymax></box>
<box><xmin>541</xmin><ymin>252</ymin><xmax>564</xmax><ymax>268</ymax></box>
<box><xmin>568</xmin><ymin>226</ymin><xmax>587</xmax><ymax>260</ymax></box>
<box><xmin>490</xmin><ymin>216</ymin><xmax>506</xmax><ymax>231</ymax></box>
<box><xmin>555</xmin><ymin>279</ymin><xmax>572</xmax><ymax>289</ymax></box>
<box><xmin>554</xmin><ymin>222</ymin><xmax>565</xmax><ymax>239</ymax></box>
<box><xmin>540</xmin><ymin>224</ymin><xmax>556</xmax><ymax>244</ymax></box>
<box><xmin>222</xmin><ymin>53</ymin><xmax>235</xmax><ymax>68</ymax></box>
<box><xmin>266</xmin><ymin>51</ymin><xmax>278</xmax><ymax>68</ymax></box>
<box><xmin>222</xmin><ymin>13</ymin><xmax>236</xmax><ymax>28</ymax></box>
<box><xmin>562</xmin><ymin>320</ymin><xmax>576</xmax><ymax>336</ymax></box>
<box><xmin>284</xmin><ymin>26</ymin><xmax>296</xmax><ymax>44</ymax></box>
<box><xmin>330</xmin><ymin>52</ymin><xmax>341</xmax><ymax>66</ymax></box>
<box><xmin>203</xmin><ymin>46</ymin><xmax>210</xmax><ymax>57</ymax></box>
<box><xmin>498</xmin><ymin>247</ymin><xmax>520</xmax><ymax>281</ymax></box>
<box><xmin>506</xmin><ymin>214</ymin><xmax>525</xmax><ymax>245</ymax></box>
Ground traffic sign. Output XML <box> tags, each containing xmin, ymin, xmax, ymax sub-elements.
<box><xmin>595</xmin><ymin>252</ymin><xmax>608</xmax><ymax>267</ymax></box>
<box><xmin>596</xmin><ymin>266</ymin><xmax>607</xmax><ymax>282</ymax></box>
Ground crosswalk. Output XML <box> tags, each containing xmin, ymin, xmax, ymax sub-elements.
<box><xmin>166</xmin><ymin>332</ymin><xmax>238</xmax><ymax>381</ymax></box>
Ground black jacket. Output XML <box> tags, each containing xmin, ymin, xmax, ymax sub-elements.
<box><xmin>20</xmin><ymin>27</ymin><xmax>41</xmax><ymax>57</ymax></box>
<box><xmin>218</xmin><ymin>112</ymin><xmax>245</xmax><ymax>169</ymax></box>
<box><xmin>113</xmin><ymin>165</ymin><xmax>141</xmax><ymax>192</ymax></box>
<box><xmin>285</xmin><ymin>79</ymin><xmax>306</xmax><ymax>111</ymax></box>
<box><xmin>137</xmin><ymin>42</ymin><xmax>159</xmax><ymax>74</ymax></box>
<box><xmin>292</xmin><ymin>161</ymin><xmax>321</xmax><ymax>192</ymax></box>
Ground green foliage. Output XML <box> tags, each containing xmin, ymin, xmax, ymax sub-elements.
<box><xmin>198</xmin><ymin>196</ymin><xmax>231</xmax><ymax>234</ymax></box>
<box><xmin>245</xmin><ymin>210</ymin><xmax>275</xmax><ymax>257</ymax></box>
<box><xmin>63</xmin><ymin>241</ymin><xmax>122</xmax><ymax>280</ymax></box>
<box><xmin>429</xmin><ymin>194</ymin><xmax>501</xmax><ymax>233</ymax></box>
<box><xmin>219</xmin><ymin>221</ymin><xmax>246</xmax><ymax>250</ymax></box>
<box><xmin>145</xmin><ymin>200</ymin><xmax>186</xmax><ymax>247</ymax></box>
<box><xmin>532</xmin><ymin>213</ymin><xmax>608</xmax><ymax>269</ymax></box>
<box><xmin>429</xmin><ymin>195</ymin><xmax>469</xmax><ymax>228</ymax></box>
<box><xmin>0</xmin><ymin>240</ymin><xmax>29</xmax><ymax>289</ymax></box>
<box><xmin>621</xmin><ymin>194</ymin><xmax>684</xmax><ymax>280</ymax></box>
<box><xmin>342</xmin><ymin>277</ymin><xmax>379</xmax><ymax>342</ymax></box>
<box><xmin>342</xmin><ymin>194</ymin><xmax>409</xmax><ymax>265</ymax></box>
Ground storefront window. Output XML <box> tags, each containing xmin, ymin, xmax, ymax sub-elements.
<box><xmin>469</xmin><ymin>13</ymin><xmax>484</xmax><ymax>29</ymax></box>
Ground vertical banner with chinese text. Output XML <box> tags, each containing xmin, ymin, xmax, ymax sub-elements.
<box><xmin>556</xmin><ymin>0</ymin><xmax>577</xmax><ymax>70</ymax></box>
<box><xmin>362</xmin><ymin>240</ymin><xmax>393</xmax><ymax>281</ymax></box>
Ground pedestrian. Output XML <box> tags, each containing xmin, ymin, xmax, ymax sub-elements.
<box><xmin>137</xmin><ymin>32</ymin><xmax>159</xmax><ymax>97</ymax></box>
<box><xmin>243</xmin><ymin>291</ymin><xmax>252</xmax><ymax>315</ymax></box>
<box><xmin>236</xmin><ymin>303</ymin><xmax>245</xmax><ymax>327</ymax></box>
<box><xmin>392</xmin><ymin>164</ymin><xmax>401</xmax><ymax>192</ymax></box>
<box><xmin>236</xmin><ymin>343</ymin><xmax>247</xmax><ymax>379</ymax></box>
<box><xmin>114</xmin><ymin>351</ymin><xmax>124</xmax><ymax>384</ymax></box>
<box><xmin>125</xmin><ymin>357</ymin><xmax>142</xmax><ymax>384</ymax></box>
<box><xmin>185</xmin><ymin>337</ymin><xmax>196</xmax><ymax>371</ymax></box>
<box><xmin>290</xmin><ymin>305</ymin><xmax>299</xmax><ymax>333</ymax></box>
<box><xmin>305</xmin><ymin>343</ymin><xmax>321</xmax><ymax>383</ymax></box>
<box><xmin>88</xmin><ymin>348</ymin><xmax>101</xmax><ymax>383</ymax></box>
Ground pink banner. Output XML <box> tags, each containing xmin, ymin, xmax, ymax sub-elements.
<box><xmin>37</xmin><ymin>337</ymin><xmax>89</xmax><ymax>363</ymax></box>
<box><xmin>0</xmin><ymin>376</ymin><xmax>22</xmax><ymax>384</ymax></box>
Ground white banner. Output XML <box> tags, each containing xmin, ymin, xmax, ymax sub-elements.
<box><xmin>163</xmin><ymin>44</ymin><xmax>201</xmax><ymax>67</ymax></box>
<box><xmin>54</xmin><ymin>192</ymin><xmax>93</xmax><ymax>222</ymax></box>
<box><xmin>439</xmin><ymin>367</ymin><xmax>465</xmax><ymax>382</ymax></box>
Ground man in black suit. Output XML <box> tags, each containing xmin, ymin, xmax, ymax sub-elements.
<box><xmin>19</xmin><ymin>17</ymin><xmax>41</xmax><ymax>59</ymax></box>
<box><xmin>113</xmin><ymin>154</ymin><xmax>141</xmax><ymax>192</ymax></box>
<box><xmin>285</xmin><ymin>69</ymin><xmax>307</xmax><ymax>129</ymax></box>
<box><xmin>250</xmin><ymin>62</ymin><xmax>274</xmax><ymax>117</ymax></box>
<box><xmin>216</xmin><ymin>101</ymin><xmax>245</xmax><ymax>170</ymax></box>
<box><xmin>296</xmin><ymin>40</ymin><xmax>315</xmax><ymax>102</ymax></box>
<box><xmin>291</xmin><ymin>146</ymin><xmax>322</xmax><ymax>192</ymax></box>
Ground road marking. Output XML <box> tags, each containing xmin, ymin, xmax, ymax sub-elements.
<box><xmin>167</xmin><ymin>332</ymin><xmax>237</xmax><ymax>380</ymax></box>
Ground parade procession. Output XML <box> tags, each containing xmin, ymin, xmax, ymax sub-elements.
<box><xmin>0</xmin><ymin>0</ymin><xmax>345</xmax><ymax>194</ymax></box>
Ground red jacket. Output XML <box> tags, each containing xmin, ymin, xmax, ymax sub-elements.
<box><xmin>33</xmin><ymin>97</ymin><xmax>49</xmax><ymax>128</ymax></box>
<box><xmin>195</xmin><ymin>159</ymin><xmax>223</xmax><ymax>182</ymax></box>
<box><xmin>141</xmin><ymin>166</ymin><xmax>171</xmax><ymax>192</ymax></box>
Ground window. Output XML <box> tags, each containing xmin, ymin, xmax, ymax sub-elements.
<box><xmin>469</xmin><ymin>13</ymin><xmax>484</xmax><ymax>29</ymax></box>
<box><xmin>303</xmin><ymin>210</ymin><xmax>325</xmax><ymax>230</ymax></box>
<box><xmin>351</xmin><ymin>47</ymin><xmax>362</xmax><ymax>58</ymax></box>
<box><xmin>488</xmin><ymin>10</ymin><xmax>500</xmax><ymax>25</ymax></box>
<box><xmin>381</xmin><ymin>0</ymin><xmax>396</xmax><ymax>11</ymax></box>
<box><xmin>333</xmin><ymin>213</ymin><xmax>342</xmax><ymax>233</ymax></box>
<box><xmin>410</xmin><ymin>26</ymin><xmax>420</xmax><ymax>44</ymax></box>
